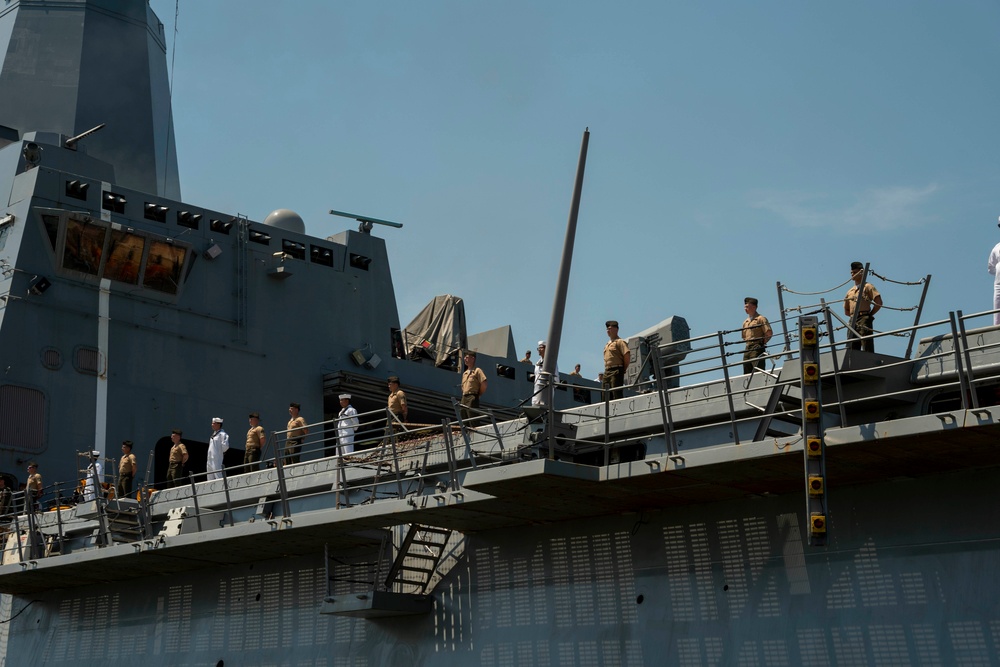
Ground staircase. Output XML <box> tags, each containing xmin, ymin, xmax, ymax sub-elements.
<box><xmin>383</xmin><ymin>524</ymin><xmax>453</xmax><ymax>594</ymax></box>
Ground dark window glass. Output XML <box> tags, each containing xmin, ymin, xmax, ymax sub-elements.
<box><xmin>143</xmin><ymin>241</ymin><xmax>186</xmax><ymax>294</ymax></box>
<box><xmin>62</xmin><ymin>218</ymin><xmax>107</xmax><ymax>276</ymax></box>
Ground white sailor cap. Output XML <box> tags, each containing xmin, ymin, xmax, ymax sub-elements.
<box><xmin>90</xmin><ymin>450</ymin><xmax>101</xmax><ymax>457</ymax></box>
<box><xmin>339</xmin><ymin>394</ymin><xmax>351</xmax><ymax>400</ymax></box>
<box><xmin>537</xmin><ymin>340</ymin><xmax>546</xmax><ymax>348</ymax></box>
<box><xmin>212</xmin><ymin>417</ymin><xmax>224</xmax><ymax>424</ymax></box>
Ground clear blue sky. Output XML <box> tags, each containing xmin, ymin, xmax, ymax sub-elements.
<box><xmin>151</xmin><ymin>0</ymin><xmax>1000</xmax><ymax>378</ymax></box>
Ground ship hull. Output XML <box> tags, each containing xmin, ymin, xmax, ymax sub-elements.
<box><xmin>3</xmin><ymin>462</ymin><xmax>998</xmax><ymax>666</ymax></box>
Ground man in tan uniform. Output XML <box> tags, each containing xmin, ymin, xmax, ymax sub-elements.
<box><xmin>26</xmin><ymin>463</ymin><xmax>42</xmax><ymax>511</ymax></box>
<box><xmin>387</xmin><ymin>376</ymin><xmax>407</xmax><ymax>423</ymax></box>
<box><xmin>285</xmin><ymin>403</ymin><xmax>308</xmax><ymax>465</ymax></box>
<box><xmin>603</xmin><ymin>320</ymin><xmax>630</xmax><ymax>400</ymax></box>
<box><xmin>844</xmin><ymin>261</ymin><xmax>882</xmax><ymax>352</ymax></box>
<box><xmin>460</xmin><ymin>350</ymin><xmax>488</xmax><ymax>421</ymax></box>
<box><xmin>244</xmin><ymin>411</ymin><xmax>265</xmax><ymax>473</ymax></box>
<box><xmin>166</xmin><ymin>429</ymin><xmax>188</xmax><ymax>487</ymax></box>
<box><xmin>741</xmin><ymin>297</ymin><xmax>773</xmax><ymax>374</ymax></box>
<box><xmin>117</xmin><ymin>440</ymin><xmax>137</xmax><ymax>499</ymax></box>
<box><xmin>386</xmin><ymin>376</ymin><xmax>407</xmax><ymax>441</ymax></box>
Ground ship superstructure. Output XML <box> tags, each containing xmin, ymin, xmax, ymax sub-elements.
<box><xmin>0</xmin><ymin>0</ymin><xmax>594</xmax><ymax>490</ymax></box>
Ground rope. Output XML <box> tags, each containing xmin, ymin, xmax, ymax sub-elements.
<box><xmin>780</xmin><ymin>278</ymin><xmax>853</xmax><ymax>296</ymax></box>
<box><xmin>868</xmin><ymin>269</ymin><xmax>927</xmax><ymax>286</ymax></box>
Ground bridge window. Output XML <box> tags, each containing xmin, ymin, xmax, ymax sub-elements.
<box><xmin>62</xmin><ymin>218</ymin><xmax>107</xmax><ymax>276</ymax></box>
<box><xmin>104</xmin><ymin>230</ymin><xmax>145</xmax><ymax>285</ymax></box>
<box><xmin>142</xmin><ymin>240</ymin><xmax>186</xmax><ymax>294</ymax></box>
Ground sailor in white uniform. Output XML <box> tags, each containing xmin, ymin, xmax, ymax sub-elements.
<box><xmin>337</xmin><ymin>394</ymin><xmax>360</xmax><ymax>455</ymax></box>
<box><xmin>987</xmin><ymin>216</ymin><xmax>1000</xmax><ymax>326</ymax></box>
<box><xmin>82</xmin><ymin>450</ymin><xmax>102</xmax><ymax>501</ymax></box>
<box><xmin>207</xmin><ymin>417</ymin><xmax>229</xmax><ymax>481</ymax></box>
<box><xmin>531</xmin><ymin>340</ymin><xmax>559</xmax><ymax>407</ymax></box>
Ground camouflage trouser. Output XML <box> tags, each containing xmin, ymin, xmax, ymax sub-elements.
<box><xmin>848</xmin><ymin>314</ymin><xmax>875</xmax><ymax>353</ymax></box>
<box><xmin>116</xmin><ymin>473</ymin><xmax>133</xmax><ymax>500</ymax></box>
<box><xmin>460</xmin><ymin>394</ymin><xmax>480</xmax><ymax>422</ymax></box>
<box><xmin>603</xmin><ymin>365</ymin><xmax>625</xmax><ymax>400</ymax></box>
<box><xmin>743</xmin><ymin>343</ymin><xmax>765</xmax><ymax>375</ymax></box>
<box><xmin>284</xmin><ymin>440</ymin><xmax>300</xmax><ymax>466</ymax></box>
<box><xmin>243</xmin><ymin>447</ymin><xmax>260</xmax><ymax>474</ymax></box>
<box><xmin>166</xmin><ymin>462</ymin><xmax>183</xmax><ymax>488</ymax></box>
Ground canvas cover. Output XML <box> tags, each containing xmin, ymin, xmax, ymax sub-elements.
<box><xmin>404</xmin><ymin>295</ymin><xmax>468</xmax><ymax>367</ymax></box>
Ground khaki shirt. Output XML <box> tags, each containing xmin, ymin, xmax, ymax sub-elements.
<box><xmin>119</xmin><ymin>453</ymin><xmax>137</xmax><ymax>476</ymax></box>
<box><xmin>604</xmin><ymin>338</ymin><xmax>629</xmax><ymax>368</ymax></box>
<box><xmin>168</xmin><ymin>443</ymin><xmax>188</xmax><ymax>464</ymax></box>
<box><xmin>246</xmin><ymin>425</ymin><xmax>265</xmax><ymax>450</ymax></box>
<box><xmin>27</xmin><ymin>472</ymin><xmax>42</xmax><ymax>493</ymax></box>
<box><xmin>845</xmin><ymin>283</ymin><xmax>880</xmax><ymax>316</ymax></box>
<box><xmin>287</xmin><ymin>416</ymin><xmax>307</xmax><ymax>439</ymax></box>
<box><xmin>462</xmin><ymin>367</ymin><xmax>487</xmax><ymax>395</ymax></box>
<box><xmin>388</xmin><ymin>389</ymin><xmax>407</xmax><ymax>416</ymax></box>
<box><xmin>742</xmin><ymin>314</ymin><xmax>772</xmax><ymax>344</ymax></box>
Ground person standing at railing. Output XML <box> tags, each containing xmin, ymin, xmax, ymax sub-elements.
<box><xmin>603</xmin><ymin>321</ymin><xmax>630</xmax><ymax>400</ymax></box>
<box><xmin>987</xmin><ymin>218</ymin><xmax>1000</xmax><ymax>325</ymax></box>
<box><xmin>26</xmin><ymin>462</ymin><xmax>42</xmax><ymax>511</ymax></box>
<box><xmin>117</xmin><ymin>440</ymin><xmax>136</xmax><ymax>499</ymax></box>
<box><xmin>0</xmin><ymin>477</ymin><xmax>12</xmax><ymax>520</ymax></box>
<box><xmin>387</xmin><ymin>376</ymin><xmax>407</xmax><ymax>424</ymax></box>
<box><xmin>741</xmin><ymin>297</ymin><xmax>773</xmax><ymax>374</ymax></box>
<box><xmin>844</xmin><ymin>261</ymin><xmax>882</xmax><ymax>353</ymax></box>
<box><xmin>166</xmin><ymin>430</ymin><xmax>188</xmax><ymax>487</ymax></box>
<box><xmin>82</xmin><ymin>450</ymin><xmax>102</xmax><ymax>502</ymax></box>
<box><xmin>336</xmin><ymin>394</ymin><xmax>359</xmax><ymax>456</ymax></box>
<box><xmin>531</xmin><ymin>341</ymin><xmax>558</xmax><ymax>407</ymax></box>
<box><xmin>244</xmin><ymin>412</ymin><xmax>266</xmax><ymax>473</ymax></box>
<box><xmin>460</xmin><ymin>351</ymin><xmax>488</xmax><ymax>420</ymax></box>
<box><xmin>207</xmin><ymin>417</ymin><xmax>229</xmax><ymax>481</ymax></box>
<box><xmin>285</xmin><ymin>403</ymin><xmax>308</xmax><ymax>465</ymax></box>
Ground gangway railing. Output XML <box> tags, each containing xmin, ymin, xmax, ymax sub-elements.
<box><xmin>8</xmin><ymin>307</ymin><xmax>1000</xmax><ymax>567</ymax></box>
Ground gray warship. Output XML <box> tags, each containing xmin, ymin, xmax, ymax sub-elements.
<box><xmin>1</xmin><ymin>2</ymin><xmax>1000</xmax><ymax>666</ymax></box>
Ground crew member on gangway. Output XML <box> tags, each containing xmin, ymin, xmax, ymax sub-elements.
<box><xmin>207</xmin><ymin>417</ymin><xmax>229</xmax><ymax>481</ymax></box>
<box><xmin>844</xmin><ymin>261</ymin><xmax>883</xmax><ymax>352</ymax></box>
<box><xmin>603</xmin><ymin>320</ymin><xmax>630</xmax><ymax>400</ymax></box>
<box><xmin>741</xmin><ymin>297</ymin><xmax>773</xmax><ymax>374</ymax></box>
<box><xmin>336</xmin><ymin>394</ymin><xmax>359</xmax><ymax>456</ymax></box>
<box><xmin>117</xmin><ymin>440</ymin><xmax>136</xmax><ymax>498</ymax></box>
<box><xmin>166</xmin><ymin>430</ymin><xmax>188</xmax><ymax>487</ymax></box>
<box><xmin>244</xmin><ymin>412</ymin><xmax>265</xmax><ymax>473</ymax></box>
<box><xmin>285</xmin><ymin>403</ymin><xmax>307</xmax><ymax>465</ymax></box>
<box><xmin>460</xmin><ymin>351</ymin><xmax>488</xmax><ymax>421</ymax></box>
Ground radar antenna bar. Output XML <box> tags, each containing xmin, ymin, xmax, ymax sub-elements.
<box><xmin>329</xmin><ymin>209</ymin><xmax>403</xmax><ymax>229</ymax></box>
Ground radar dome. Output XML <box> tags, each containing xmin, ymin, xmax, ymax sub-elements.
<box><xmin>263</xmin><ymin>209</ymin><xmax>306</xmax><ymax>234</ymax></box>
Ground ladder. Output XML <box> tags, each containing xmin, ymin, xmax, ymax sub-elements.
<box><xmin>384</xmin><ymin>524</ymin><xmax>453</xmax><ymax>594</ymax></box>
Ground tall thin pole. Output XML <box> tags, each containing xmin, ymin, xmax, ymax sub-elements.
<box><xmin>542</xmin><ymin>128</ymin><xmax>590</xmax><ymax>389</ymax></box>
